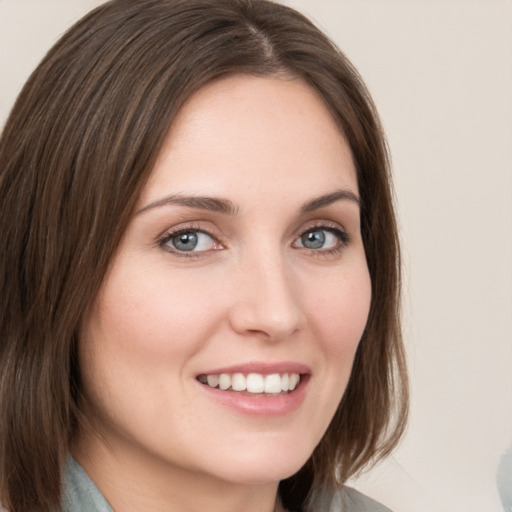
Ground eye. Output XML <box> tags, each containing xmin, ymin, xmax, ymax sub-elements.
<box><xmin>293</xmin><ymin>226</ymin><xmax>349</xmax><ymax>251</ymax></box>
<box><xmin>161</xmin><ymin>229</ymin><xmax>220</xmax><ymax>253</ymax></box>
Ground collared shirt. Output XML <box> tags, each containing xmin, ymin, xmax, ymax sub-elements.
<box><xmin>61</xmin><ymin>458</ymin><xmax>113</xmax><ymax>512</ymax></box>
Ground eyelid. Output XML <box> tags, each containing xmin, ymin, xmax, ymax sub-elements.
<box><xmin>156</xmin><ymin>219</ymin><xmax>351</xmax><ymax>258</ymax></box>
<box><xmin>296</xmin><ymin>220</ymin><xmax>349</xmax><ymax>238</ymax></box>
<box><xmin>293</xmin><ymin>221</ymin><xmax>352</xmax><ymax>253</ymax></box>
<box><xmin>157</xmin><ymin>223</ymin><xmax>225</xmax><ymax>256</ymax></box>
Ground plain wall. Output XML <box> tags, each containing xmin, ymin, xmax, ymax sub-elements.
<box><xmin>1</xmin><ymin>1</ymin><xmax>511</xmax><ymax>511</ymax></box>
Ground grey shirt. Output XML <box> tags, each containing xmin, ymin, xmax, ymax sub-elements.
<box><xmin>61</xmin><ymin>457</ymin><xmax>392</xmax><ymax>512</ymax></box>
<box><xmin>61</xmin><ymin>458</ymin><xmax>113</xmax><ymax>512</ymax></box>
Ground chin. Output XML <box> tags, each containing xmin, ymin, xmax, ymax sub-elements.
<box><xmin>215</xmin><ymin>464</ymin><xmax>303</xmax><ymax>486</ymax></box>
<box><xmin>202</xmin><ymin>440</ymin><xmax>312</xmax><ymax>486</ymax></box>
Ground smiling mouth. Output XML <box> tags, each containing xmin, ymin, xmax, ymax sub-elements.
<box><xmin>197</xmin><ymin>372</ymin><xmax>301</xmax><ymax>395</ymax></box>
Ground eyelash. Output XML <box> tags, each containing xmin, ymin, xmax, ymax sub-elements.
<box><xmin>297</xmin><ymin>223</ymin><xmax>352</xmax><ymax>256</ymax></box>
<box><xmin>157</xmin><ymin>222</ymin><xmax>351</xmax><ymax>258</ymax></box>
<box><xmin>158</xmin><ymin>224</ymin><xmax>219</xmax><ymax>258</ymax></box>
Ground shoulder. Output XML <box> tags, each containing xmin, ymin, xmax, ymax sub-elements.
<box><xmin>337</xmin><ymin>486</ymin><xmax>393</xmax><ymax>512</ymax></box>
<box><xmin>307</xmin><ymin>485</ymin><xmax>393</xmax><ymax>512</ymax></box>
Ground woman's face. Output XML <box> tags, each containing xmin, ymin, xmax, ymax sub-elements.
<box><xmin>78</xmin><ymin>75</ymin><xmax>371</xmax><ymax>488</ymax></box>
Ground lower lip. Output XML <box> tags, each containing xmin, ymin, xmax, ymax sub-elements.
<box><xmin>198</xmin><ymin>376</ymin><xmax>309</xmax><ymax>417</ymax></box>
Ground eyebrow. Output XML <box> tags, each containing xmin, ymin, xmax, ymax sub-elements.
<box><xmin>137</xmin><ymin>189</ymin><xmax>359</xmax><ymax>216</ymax></box>
<box><xmin>301</xmin><ymin>189</ymin><xmax>360</xmax><ymax>213</ymax></box>
<box><xmin>137</xmin><ymin>195</ymin><xmax>239</xmax><ymax>215</ymax></box>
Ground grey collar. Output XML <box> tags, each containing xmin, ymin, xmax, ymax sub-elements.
<box><xmin>61</xmin><ymin>457</ymin><xmax>114</xmax><ymax>512</ymax></box>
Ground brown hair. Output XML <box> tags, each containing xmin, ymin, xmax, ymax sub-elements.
<box><xmin>0</xmin><ymin>1</ymin><xmax>408</xmax><ymax>510</ymax></box>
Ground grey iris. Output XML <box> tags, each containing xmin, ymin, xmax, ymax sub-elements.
<box><xmin>173</xmin><ymin>232</ymin><xmax>198</xmax><ymax>251</ymax></box>
<box><xmin>302</xmin><ymin>230</ymin><xmax>325</xmax><ymax>249</ymax></box>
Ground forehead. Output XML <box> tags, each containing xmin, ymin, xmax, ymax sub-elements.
<box><xmin>140</xmin><ymin>74</ymin><xmax>357</xmax><ymax>206</ymax></box>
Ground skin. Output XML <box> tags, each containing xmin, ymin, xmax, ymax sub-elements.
<box><xmin>74</xmin><ymin>74</ymin><xmax>372</xmax><ymax>512</ymax></box>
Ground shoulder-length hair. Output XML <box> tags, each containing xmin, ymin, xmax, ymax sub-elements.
<box><xmin>0</xmin><ymin>0</ymin><xmax>408</xmax><ymax>510</ymax></box>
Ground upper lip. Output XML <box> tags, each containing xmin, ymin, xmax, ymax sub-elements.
<box><xmin>198</xmin><ymin>361</ymin><xmax>311</xmax><ymax>376</ymax></box>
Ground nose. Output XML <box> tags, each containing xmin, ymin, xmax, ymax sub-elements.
<box><xmin>228</xmin><ymin>251</ymin><xmax>305</xmax><ymax>341</ymax></box>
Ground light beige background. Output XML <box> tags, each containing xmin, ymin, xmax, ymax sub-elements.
<box><xmin>1</xmin><ymin>1</ymin><xmax>511</xmax><ymax>511</ymax></box>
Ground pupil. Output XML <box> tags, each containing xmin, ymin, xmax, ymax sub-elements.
<box><xmin>303</xmin><ymin>230</ymin><xmax>325</xmax><ymax>249</ymax></box>
<box><xmin>173</xmin><ymin>232</ymin><xmax>198</xmax><ymax>251</ymax></box>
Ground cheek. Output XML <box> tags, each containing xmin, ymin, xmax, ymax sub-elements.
<box><xmin>303</xmin><ymin>260</ymin><xmax>372</xmax><ymax>410</ymax></box>
<box><xmin>77</xmin><ymin>264</ymin><xmax>225</xmax><ymax>440</ymax></box>
<box><xmin>307</xmin><ymin>264</ymin><xmax>372</xmax><ymax>358</ymax></box>
<box><xmin>85</xmin><ymin>264</ymin><xmax>221</xmax><ymax>366</ymax></box>
<box><xmin>283</xmin><ymin>260</ymin><xmax>372</xmax><ymax>454</ymax></box>
<box><xmin>77</xmin><ymin>263</ymin><xmax>227</xmax><ymax>434</ymax></box>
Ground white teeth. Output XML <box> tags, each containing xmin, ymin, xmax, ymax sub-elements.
<box><xmin>218</xmin><ymin>373</ymin><xmax>231</xmax><ymax>390</ymax></box>
<box><xmin>246</xmin><ymin>373</ymin><xmax>264</xmax><ymax>393</ymax></box>
<box><xmin>207</xmin><ymin>374</ymin><xmax>219</xmax><ymax>388</ymax></box>
<box><xmin>264</xmin><ymin>373</ymin><xmax>282</xmax><ymax>394</ymax></box>
<box><xmin>231</xmin><ymin>373</ymin><xmax>246</xmax><ymax>391</ymax></box>
<box><xmin>281</xmin><ymin>373</ymin><xmax>289</xmax><ymax>392</ymax></box>
<box><xmin>200</xmin><ymin>372</ymin><xmax>301</xmax><ymax>394</ymax></box>
<box><xmin>288</xmin><ymin>373</ymin><xmax>299</xmax><ymax>391</ymax></box>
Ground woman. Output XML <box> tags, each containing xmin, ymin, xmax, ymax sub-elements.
<box><xmin>0</xmin><ymin>1</ymin><xmax>408</xmax><ymax>511</ymax></box>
